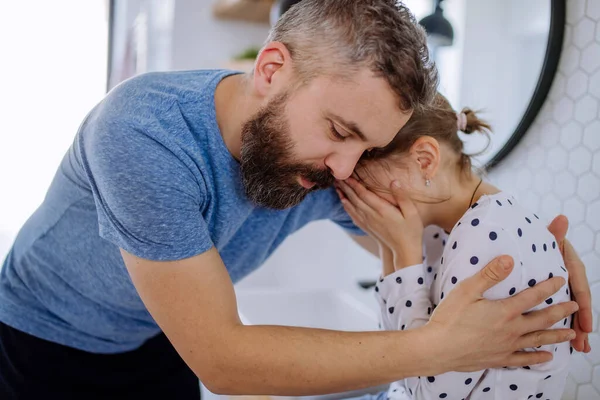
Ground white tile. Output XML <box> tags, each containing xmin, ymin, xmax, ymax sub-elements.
<box><xmin>574</xmin><ymin>18</ymin><xmax>596</xmax><ymax>49</ymax></box>
<box><xmin>591</xmin><ymin>70</ymin><xmax>600</xmax><ymax>100</ymax></box>
<box><xmin>521</xmin><ymin>190</ymin><xmax>541</xmax><ymax>211</ymax></box>
<box><xmin>561</xmin><ymin>46</ymin><xmax>582</xmax><ymax>75</ymax></box>
<box><xmin>551</xmin><ymin>73</ymin><xmax>568</xmax><ymax>102</ymax></box>
<box><xmin>587</xmin><ymin>200</ymin><xmax>600</xmax><ymax>232</ymax></box>
<box><xmin>597</xmin><ymin>20</ymin><xmax>600</xmax><ymax>42</ymax></box>
<box><xmin>567</xmin><ymin>0</ymin><xmax>586</xmax><ymax>25</ymax></box>
<box><xmin>527</xmin><ymin>146</ymin><xmax>546</xmax><ymax>169</ymax></box>
<box><xmin>566</xmin><ymin>25</ymin><xmax>574</xmax><ymax>47</ymax></box>
<box><xmin>593</xmin><ymin>363</ymin><xmax>600</xmax><ymax>393</ymax></box>
<box><xmin>569</xmin><ymin>146</ymin><xmax>593</xmax><ymax>176</ymax></box>
<box><xmin>596</xmin><ymin>233</ymin><xmax>600</xmax><ymax>255</ymax></box>
<box><xmin>571</xmin><ymin>352</ymin><xmax>593</xmax><ymax>383</ymax></box>
<box><xmin>542</xmin><ymin>121</ymin><xmax>562</xmax><ymax>149</ymax></box>
<box><xmin>534</xmin><ymin>169</ymin><xmax>555</xmax><ymax>195</ymax></box>
<box><xmin>593</xmin><ymin>153</ymin><xmax>600</xmax><ymax>176</ymax></box>
<box><xmin>583</xmin><ymin>253</ymin><xmax>600</xmax><ymax>284</ymax></box>
<box><xmin>581</xmin><ymin>43</ymin><xmax>600</xmax><ymax>74</ymax></box>
<box><xmin>516</xmin><ymin>169</ymin><xmax>533</xmax><ymax>191</ymax></box>
<box><xmin>561</xmin><ymin>121</ymin><xmax>584</xmax><ymax>149</ymax></box>
<box><xmin>583</xmin><ymin>121</ymin><xmax>600</xmax><ymax>151</ymax></box>
<box><xmin>570</xmin><ymin>223</ymin><xmax>595</xmax><ymax>253</ymax></box>
<box><xmin>556</xmin><ymin>170</ymin><xmax>578</xmax><ymax>199</ymax></box>
<box><xmin>575</xmin><ymin>95</ymin><xmax>599</xmax><ymax>124</ymax></box>
<box><xmin>541</xmin><ymin>193</ymin><xmax>562</xmax><ymax>219</ymax></box>
<box><xmin>564</xmin><ymin>197</ymin><xmax>586</xmax><ymax>225</ymax></box>
<box><xmin>590</xmin><ymin>283</ymin><xmax>600</xmax><ymax>312</ymax></box>
<box><xmin>587</xmin><ymin>0</ymin><xmax>600</xmax><ymax>19</ymax></box>
<box><xmin>549</xmin><ymin>146</ymin><xmax>570</xmax><ymax>172</ymax></box>
<box><xmin>577</xmin><ymin>384</ymin><xmax>600</xmax><ymax>400</ymax></box>
<box><xmin>567</xmin><ymin>70</ymin><xmax>589</xmax><ymax>99</ymax></box>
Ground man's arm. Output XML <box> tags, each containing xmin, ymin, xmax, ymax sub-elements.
<box><xmin>122</xmin><ymin>248</ymin><xmax>576</xmax><ymax>396</ymax></box>
<box><xmin>122</xmin><ymin>247</ymin><xmax>430</xmax><ymax>395</ymax></box>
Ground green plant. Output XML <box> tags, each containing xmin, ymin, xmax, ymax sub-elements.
<box><xmin>234</xmin><ymin>46</ymin><xmax>260</xmax><ymax>60</ymax></box>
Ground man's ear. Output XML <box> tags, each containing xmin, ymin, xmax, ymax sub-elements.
<box><xmin>252</xmin><ymin>41</ymin><xmax>293</xmax><ymax>97</ymax></box>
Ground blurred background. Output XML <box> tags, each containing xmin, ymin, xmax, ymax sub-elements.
<box><xmin>0</xmin><ymin>1</ymin><xmax>598</xmax><ymax>399</ymax></box>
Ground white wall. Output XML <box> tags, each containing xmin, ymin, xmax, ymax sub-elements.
<box><xmin>170</xmin><ymin>0</ymin><xmax>270</xmax><ymax>71</ymax></box>
<box><xmin>0</xmin><ymin>1</ymin><xmax>108</xmax><ymax>257</ymax></box>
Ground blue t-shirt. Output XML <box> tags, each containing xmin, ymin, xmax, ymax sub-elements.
<box><xmin>0</xmin><ymin>69</ymin><xmax>362</xmax><ymax>353</ymax></box>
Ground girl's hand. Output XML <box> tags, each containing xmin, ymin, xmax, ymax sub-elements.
<box><xmin>336</xmin><ymin>177</ymin><xmax>424</xmax><ymax>269</ymax></box>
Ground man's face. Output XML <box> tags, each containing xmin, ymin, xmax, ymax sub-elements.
<box><xmin>240</xmin><ymin>68</ymin><xmax>411</xmax><ymax>209</ymax></box>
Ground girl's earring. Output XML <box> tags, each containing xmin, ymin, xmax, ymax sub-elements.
<box><xmin>425</xmin><ymin>179</ymin><xmax>431</xmax><ymax>187</ymax></box>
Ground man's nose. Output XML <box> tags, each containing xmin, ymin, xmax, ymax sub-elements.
<box><xmin>324</xmin><ymin>151</ymin><xmax>363</xmax><ymax>181</ymax></box>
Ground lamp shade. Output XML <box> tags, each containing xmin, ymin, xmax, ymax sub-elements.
<box><xmin>419</xmin><ymin>3</ymin><xmax>454</xmax><ymax>47</ymax></box>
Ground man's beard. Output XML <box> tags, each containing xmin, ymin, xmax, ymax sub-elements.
<box><xmin>240</xmin><ymin>92</ymin><xmax>335</xmax><ymax>210</ymax></box>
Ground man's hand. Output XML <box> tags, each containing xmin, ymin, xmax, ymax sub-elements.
<box><xmin>548</xmin><ymin>215</ymin><xmax>593</xmax><ymax>353</ymax></box>
<box><xmin>425</xmin><ymin>255</ymin><xmax>579</xmax><ymax>373</ymax></box>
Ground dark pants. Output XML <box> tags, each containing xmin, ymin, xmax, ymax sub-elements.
<box><xmin>0</xmin><ymin>321</ymin><xmax>201</xmax><ymax>400</ymax></box>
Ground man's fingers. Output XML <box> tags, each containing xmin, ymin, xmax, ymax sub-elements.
<box><xmin>563</xmin><ymin>239</ymin><xmax>593</xmax><ymax>333</ymax></box>
<box><xmin>570</xmin><ymin>312</ymin><xmax>587</xmax><ymax>352</ymax></box>
<box><xmin>505</xmin><ymin>350</ymin><xmax>553</xmax><ymax>368</ymax></box>
<box><xmin>505</xmin><ymin>276</ymin><xmax>567</xmax><ymax>313</ymax></box>
<box><xmin>585</xmin><ymin>337</ymin><xmax>592</xmax><ymax>353</ymax></box>
<box><xmin>547</xmin><ymin>214</ymin><xmax>568</xmax><ymax>244</ymax></box>
<box><xmin>459</xmin><ymin>255</ymin><xmax>514</xmax><ymax>296</ymax></box>
<box><xmin>515</xmin><ymin>328</ymin><xmax>575</xmax><ymax>350</ymax></box>
<box><xmin>520</xmin><ymin>301</ymin><xmax>578</xmax><ymax>332</ymax></box>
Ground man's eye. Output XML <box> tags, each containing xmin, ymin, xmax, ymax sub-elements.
<box><xmin>329</xmin><ymin>123</ymin><xmax>347</xmax><ymax>141</ymax></box>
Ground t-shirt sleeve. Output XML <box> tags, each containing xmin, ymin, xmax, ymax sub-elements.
<box><xmin>327</xmin><ymin>191</ymin><xmax>366</xmax><ymax>236</ymax></box>
<box><xmin>80</xmin><ymin>89</ymin><xmax>213</xmax><ymax>261</ymax></box>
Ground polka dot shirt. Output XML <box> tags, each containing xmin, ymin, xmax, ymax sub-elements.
<box><xmin>374</xmin><ymin>192</ymin><xmax>571</xmax><ymax>400</ymax></box>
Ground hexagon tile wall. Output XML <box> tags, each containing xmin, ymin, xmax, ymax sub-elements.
<box><xmin>489</xmin><ymin>1</ymin><xmax>600</xmax><ymax>399</ymax></box>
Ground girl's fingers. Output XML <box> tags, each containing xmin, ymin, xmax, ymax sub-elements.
<box><xmin>337</xmin><ymin>180</ymin><xmax>375</xmax><ymax>217</ymax></box>
<box><xmin>389</xmin><ymin>181</ymin><xmax>419</xmax><ymax>218</ymax></box>
<box><xmin>345</xmin><ymin>177</ymin><xmax>405</xmax><ymax>218</ymax></box>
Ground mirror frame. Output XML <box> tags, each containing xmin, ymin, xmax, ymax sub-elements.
<box><xmin>485</xmin><ymin>0</ymin><xmax>566</xmax><ymax>170</ymax></box>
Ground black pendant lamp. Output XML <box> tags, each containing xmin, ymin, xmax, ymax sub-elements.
<box><xmin>419</xmin><ymin>0</ymin><xmax>454</xmax><ymax>48</ymax></box>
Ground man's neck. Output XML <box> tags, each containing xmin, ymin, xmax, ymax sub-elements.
<box><xmin>214</xmin><ymin>73</ymin><xmax>258</xmax><ymax>161</ymax></box>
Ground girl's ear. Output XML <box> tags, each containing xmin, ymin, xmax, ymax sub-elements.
<box><xmin>409</xmin><ymin>136</ymin><xmax>441</xmax><ymax>181</ymax></box>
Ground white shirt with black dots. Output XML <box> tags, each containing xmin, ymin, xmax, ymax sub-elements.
<box><xmin>375</xmin><ymin>192</ymin><xmax>571</xmax><ymax>400</ymax></box>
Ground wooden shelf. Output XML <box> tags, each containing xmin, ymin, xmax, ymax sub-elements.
<box><xmin>213</xmin><ymin>0</ymin><xmax>276</xmax><ymax>24</ymax></box>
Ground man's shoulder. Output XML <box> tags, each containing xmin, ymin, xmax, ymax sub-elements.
<box><xmin>291</xmin><ymin>187</ymin><xmax>346</xmax><ymax>220</ymax></box>
<box><xmin>105</xmin><ymin>69</ymin><xmax>235</xmax><ymax>109</ymax></box>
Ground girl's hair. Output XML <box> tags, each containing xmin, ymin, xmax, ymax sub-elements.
<box><xmin>363</xmin><ymin>92</ymin><xmax>492</xmax><ymax>173</ymax></box>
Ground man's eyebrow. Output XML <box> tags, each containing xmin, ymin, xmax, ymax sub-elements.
<box><xmin>329</xmin><ymin>112</ymin><xmax>368</xmax><ymax>142</ymax></box>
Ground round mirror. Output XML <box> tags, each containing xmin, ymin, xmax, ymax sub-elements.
<box><xmin>271</xmin><ymin>0</ymin><xmax>566</xmax><ymax>170</ymax></box>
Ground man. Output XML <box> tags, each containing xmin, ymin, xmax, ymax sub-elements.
<box><xmin>0</xmin><ymin>1</ymin><xmax>591</xmax><ymax>399</ymax></box>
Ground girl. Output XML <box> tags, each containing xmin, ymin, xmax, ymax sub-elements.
<box><xmin>336</xmin><ymin>94</ymin><xmax>576</xmax><ymax>400</ymax></box>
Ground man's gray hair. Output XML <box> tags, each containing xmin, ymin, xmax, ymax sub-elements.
<box><xmin>266</xmin><ymin>0</ymin><xmax>438</xmax><ymax>111</ymax></box>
